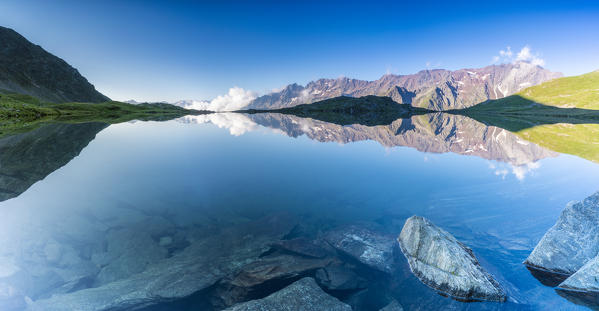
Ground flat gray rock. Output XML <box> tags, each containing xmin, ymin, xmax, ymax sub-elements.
<box><xmin>398</xmin><ymin>216</ymin><xmax>506</xmax><ymax>302</ymax></box>
<box><xmin>324</xmin><ymin>225</ymin><xmax>396</xmax><ymax>273</ymax></box>
<box><xmin>525</xmin><ymin>192</ymin><xmax>599</xmax><ymax>275</ymax></box>
<box><xmin>223</xmin><ymin>277</ymin><xmax>351</xmax><ymax>311</ymax></box>
<box><xmin>559</xmin><ymin>255</ymin><xmax>599</xmax><ymax>292</ymax></box>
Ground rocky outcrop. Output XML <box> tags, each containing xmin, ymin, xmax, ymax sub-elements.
<box><xmin>246</xmin><ymin>62</ymin><xmax>561</xmax><ymax>110</ymax></box>
<box><xmin>0</xmin><ymin>26</ymin><xmax>109</xmax><ymax>103</ymax></box>
<box><xmin>323</xmin><ymin>225</ymin><xmax>396</xmax><ymax>274</ymax></box>
<box><xmin>223</xmin><ymin>277</ymin><xmax>351</xmax><ymax>311</ymax></box>
<box><xmin>524</xmin><ymin>192</ymin><xmax>599</xmax><ymax>275</ymax></box>
<box><xmin>398</xmin><ymin>216</ymin><xmax>506</xmax><ymax>302</ymax></box>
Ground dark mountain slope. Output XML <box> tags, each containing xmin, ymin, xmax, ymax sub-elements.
<box><xmin>0</xmin><ymin>26</ymin><xmax>109</xmax><ymax>103</ymax></box>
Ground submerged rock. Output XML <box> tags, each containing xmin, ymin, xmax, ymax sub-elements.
<box><xmin>213</xmin><ymin>253</ymin><xmax>332</xmax><ymax>307</ymax></box>
<box><xmin>223</xmin><ymin>277</ymin><xmax>351</xmax><ymax>311</ymax></box>
<box><xmin>398</xmin><ymin>216</ymin><xmax>506</xmax><ymax>302</ymax></box>
<box><xmin>324</xmin><ymin>225</ymin><xmax>396</xmax><ymax>273</ymax></box>
<box><xmin>555</xmin><ymin>288</ymin><xmax>599</xmax><ymax>311</ymax></box>
<box><xmin>525</xmin><ymin>192</ymin><xmax>599</xmax><ymax>275</ymax></box>
<box><xmin>27</xmin><ymin>214</ymin><xmax>297</xmax><ymax>311</ymax></box>
<box><xmin>270</xmin><ymin>238</ymin><xmax>331</xmax><ymax>259</ymax></box>
<box><xmin>315</xmin><ymin>265</ymin><xmax>366</xmax><ymax>291</ymax></box>
<box><xmin>379</xmin><ymin>299</ymin><xmax>404</xmax><ymax>311</ymax></box>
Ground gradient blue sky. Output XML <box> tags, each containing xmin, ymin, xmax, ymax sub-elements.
<box><xmin>1</xmin><ymin>0</ymin><xmax>598</xmax><ymax>102</ymax></box>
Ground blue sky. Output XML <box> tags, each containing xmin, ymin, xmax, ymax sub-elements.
<box><xmin>1</xmin><ymin>0</ymin><xmax>598</xmax><ymax>102</ymax></box>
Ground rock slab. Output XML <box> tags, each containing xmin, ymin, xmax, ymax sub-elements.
<box><xmin>525</xmin><ymin>192</ymin><xmax>599</xmax><ymax>275</ymax></box>
<box><xmin>223</xmin><ymin>277</ymin><xmax>351</xmax><ymax>311</ymax></box>
<box><xmin>398</xmin><ymin>216</ymin><xmax>506</xmax><ymax>302</ymax></box>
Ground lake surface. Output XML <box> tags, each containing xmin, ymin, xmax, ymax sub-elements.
<box><xmin>1</xmin><ymin>112</ymin><xmax>599</xmax><ymax>310</ymax></box>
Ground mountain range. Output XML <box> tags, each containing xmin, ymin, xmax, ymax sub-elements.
<box><xmin>0</xmin><ymin>26</ymin><xmax>109</xmax><ymax>103</ymax></box>
<box><xmin>247</xmin><ymin>62</ymin><xmax>562</xmax><ymax>111</ymax></box>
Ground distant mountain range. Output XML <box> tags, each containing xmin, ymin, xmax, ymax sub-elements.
<box><xmin>247</xmin><ymin>62</ymin><xmax>561</xmax><ymax>111</ymax></box>
<box><xmin>0</xmin><ymin>26</ymin><xmax>109</xmax><ymax>103</ymax></box>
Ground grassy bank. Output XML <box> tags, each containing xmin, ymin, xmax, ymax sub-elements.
<box><xmin>0</xmin><ymin>91</ymin><xmax>207</xmax><ymax>138</ymax></box>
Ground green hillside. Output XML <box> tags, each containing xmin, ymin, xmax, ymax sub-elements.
<box><xmin>0</xmin><ymin>91</ymin><xmax>206</xmax><ymax>138</ymax></box>
<box><xmin>463</xmin><ymin>71</ymin><xmax>599</xmax><ymax>113</ymax></box>
<box><xmin>459</xmin><ymin>71</ymin><xmax>599</xmax><ymax>162</ymax></box>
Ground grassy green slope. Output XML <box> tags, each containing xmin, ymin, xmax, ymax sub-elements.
<box><xmin>0</xmin><ymin>91</ymin><xmax>206</xmax><ymax>138</ymax></box>
<box><xmin>459</xmin><ymin>70</ymin><xmax>599</xmax><ymax>162</ymax></box>
<box><xmin>463</xmin><ymin>71</ymin><xmax>599</xmax><ymax>113</ymax></box>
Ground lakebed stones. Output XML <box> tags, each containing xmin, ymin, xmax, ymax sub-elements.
<box><xmin>398</xmin><ymin>216</ymin><xmax>506</xmax><ymax>302</ymax></box>
<box><xmin>524</xmin><ymin>192</ymin><xmax>599</xmax><ymax>276</ymax></box>
<box><xmin>213</xmin><ymin>253</ymin><xmax>333</xmax><ymax>307</ymax></box>
<box><xmin>27</xmin><ymin>214</ymin><xmax>298</xmax><ymax>311</ymax></box>
<box><xmin>315</xmin><ymin>265</ymin><xmax>367</xmax><ymax>291</ymax></box>
<box><xmin>324</xmin><ymin>225</ymin><xmax>396</xmax><ymax>274</ymax></box>
<box><xmin>270</xmin><ymin>237</ymin><xmax>332</xmax><ymax>259</ymax></box>
<box><xmin>379</xmin><ymin>299</ymin><xmax>404</xmax><ymax>311</ymax></box>
<box><xmin>223</xmin><ymin>277</ymin><xmax>351</xmax><ymax>311</ymax></box>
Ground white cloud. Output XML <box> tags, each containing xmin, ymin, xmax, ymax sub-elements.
<box><xmin>516</xmin><ymin>45</ymin><xmax>545</xmax><ymax>66</ymax></box>
<box><xmin>492</xmin><ymin>45</ymin><xmax>545</xmax><ymax>67</ymax></box>
<box><xmin>174</xmin><ymin>87</ymin><xmax>257</xmax><ymax>112</ymax></box>
<box><xmin>511</xmin><ymin>161</ymin><xmax>541</xmax><ymax>181</ymax></box>
<box><xmin>208</xmin><ymin>87</ymin><xmax>257</xmax><ymax>111</ymax></box>
<box><xmin>178</xmin><ymin>113</ymin><xmax>258</xmax><ymax>136</ymax></box>
<box><xmin>490</xmin><ymin>161</ymin><xmax>541</xmax><ymax>181</ymax></box>
<box><xmin>499</xmin><ymin>46</ymin><xmax>513</xmax><ymax>58</ymax></box>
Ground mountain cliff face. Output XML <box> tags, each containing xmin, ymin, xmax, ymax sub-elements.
<box><xmin>0</xmin><ymin>26</ymin><xmax>109</xmax><ymax>103</ymax></box>
<box><xmin>247</xmin><ymin>62</ymin><xmax>561</xmax><ymax>111</ymax></box>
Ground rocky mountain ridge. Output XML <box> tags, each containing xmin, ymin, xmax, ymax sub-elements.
<box><xmin>247</xmin><ymin>62</ymin><xmax>561</xmax><ymax>111</ymax></box>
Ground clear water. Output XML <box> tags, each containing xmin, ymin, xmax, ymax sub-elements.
<box><xmin>1</xmin><ymin>113</ymin><xmax>599</xmax><ymax>310</ymax></box>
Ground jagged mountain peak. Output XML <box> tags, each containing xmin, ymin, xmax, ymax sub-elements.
<box><xmin>247</xmin><ymin>62</ymin><xmax>561</xmax><ymax>111</ymax></box>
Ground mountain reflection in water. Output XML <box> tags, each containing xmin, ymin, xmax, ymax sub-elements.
<box><xmin>0</xmin><ymin>113</ymin><xmax>598</xmax><ymax>311</ymax></box>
